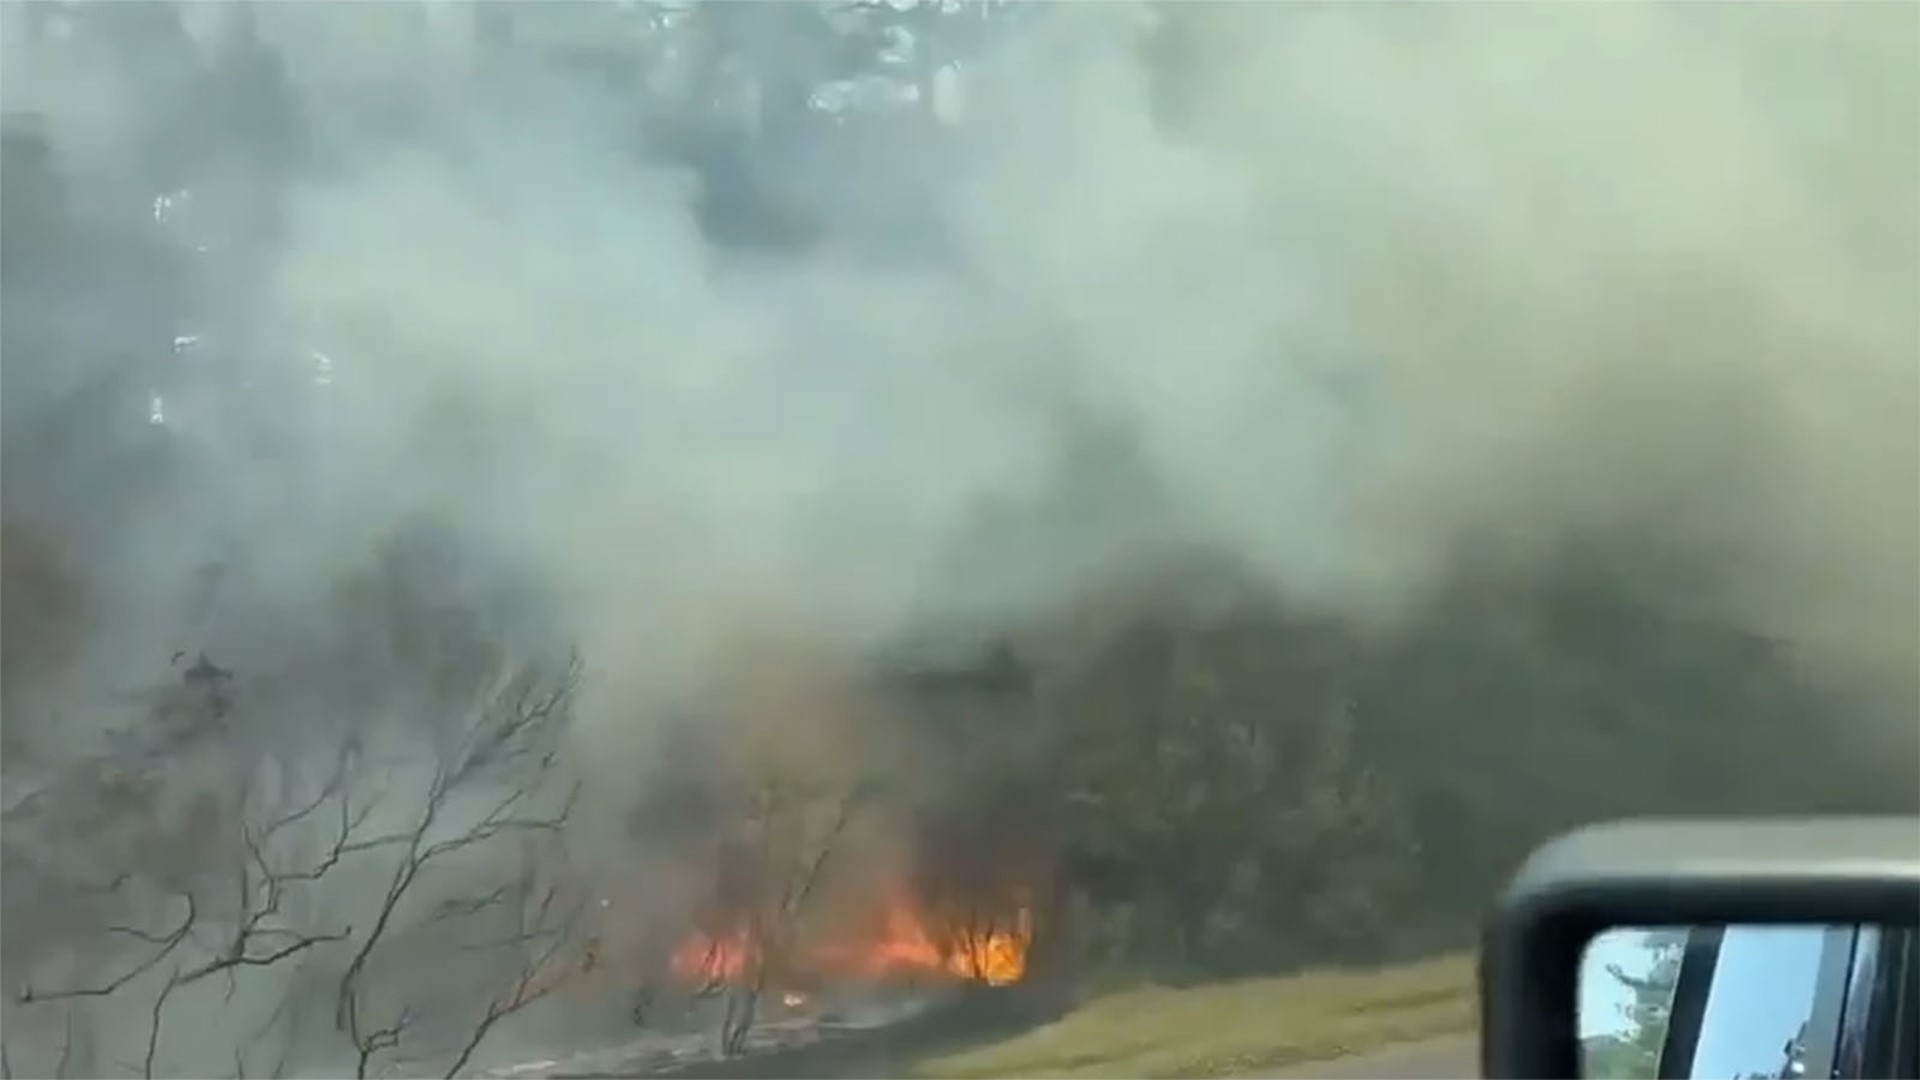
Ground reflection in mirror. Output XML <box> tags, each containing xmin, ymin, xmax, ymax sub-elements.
<box><xmin>1578</xmin><ymin>923</ymin><xmax>1875</xmax><ymax>1080</ymax></box>
<box><xmin>1579</xmin><ymin>927</ymin><xmax>1686</xmax><ymax>1079</ymax></box>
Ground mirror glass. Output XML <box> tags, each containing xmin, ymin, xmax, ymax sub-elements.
<box><xmin>1578</xmin><ymin>923</ymin><xmax>1880</xmax><ymax>1079</ymax></box>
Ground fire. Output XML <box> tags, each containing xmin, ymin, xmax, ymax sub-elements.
<box><xmin>670</xmin><ymin>892</ymin><xmax>1033</xmax><ymax>990</ymax></box>
<box><xmin>672</xmin><ymin>925</ymin><xmax>753</xmax><ymax>984</ymax></box>
<box><xmin>945</xmin><ymin>907</ymin><xmax>1033</xmax><ymax>987</ymax></box>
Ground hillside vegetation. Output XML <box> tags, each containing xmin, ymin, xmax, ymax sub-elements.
<box><xmin>885</xmin><ymin>543</ymin><xmax>1919</xmax><ymax>987</ymax></box>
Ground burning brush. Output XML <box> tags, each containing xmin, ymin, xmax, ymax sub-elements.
<box><xmin>670</xmin><ymin>887</ymin><xmax>1034</xmax><ymax>997</ymax></box>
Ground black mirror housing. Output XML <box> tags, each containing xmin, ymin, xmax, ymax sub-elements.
<box><xmin>1479</xmin><ymin>816</ymin><xmax>1920</xmax><ymax>1079</ymax></box>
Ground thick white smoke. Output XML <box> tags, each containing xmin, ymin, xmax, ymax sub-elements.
<box><xmin>8</xmin><ymin>0</ymin><xmax>1913</xmax><ymax>747</ymax></box>
<box><xmin>244</xmin><ymin>2</ymin><xmax>1918</xmax><ymax>707</ymax></box>
<box><xmin>2</xmin><ymin>1</ymin><xmax>1915</xmax><ymax>1072</ymax></box>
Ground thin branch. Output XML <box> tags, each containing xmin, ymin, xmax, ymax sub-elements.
<box><xmin>173</xmin><ymin>804</ymin><xmax>355</xmax><ymax>992</ymax></box>
<box><xmin>257</xmin><ymin>745</ymin><xmax>354</xmax><ymax>845</ymax></box>
<box><xmin>436</xmin><ymin>848</ymin><xmax>585</xmax><ymax>1079</ymax></box>
<box><xmin>176</xmin><ymin>927</ymin><xmax>350</xmax><ymax>987</ymax></box>
<box><xmin>25</xmin><ymin>742</ymin><xmax>377</xmax><ymax>1080</ymax></box>
<box><xmin>353</xmin><ymin>1006</ymin><xmax>412</xmax><ymax>1080</ymax></box>
<box><xmin>258</xmin><ymin>783</ymin><xmax>394</xmax><ymax>886</ymax></box>
<box><xmin>242</xmin><ymin>979</ymin><xmax>294</xmax><ymax>1065</ymax></box>
<box><xmin>270</xmin><ymin>973</ymin><xmax>308</xmax><ymax>1080</ymax></box>
<box><xmin>415</xmin><ymin>780</ymin><xmax>579</xmax><ymax>867</ymax></box>
<box><xmin>142</xmin><ymin>968</ymin><xmax>183</xmax><ymax>1080</ymax></box>
<box><xmin>431</xmin><ymin>882</ymin><xmax>515</xmax><ymax>922</ymax></box>
<box><xmin>106</xmin><ymin>922</ymin><xmax>184</xmax><ymax>946</ymax></box>
<box><xmin>247</xmin><ymin>926</ymin><xmax>336</xmax><ymax>946</ymax></box>
<box><xmin>55</xmin><ymin>1006</ymin><xmax>75</xmax><ymax>1079</ymax></box>
<box><xmin>784</xmin><ymin>790</ymin><xmax>860</xmax><ymax>919</ymax></box>
<box><xmin>439</xmin><ymin>904</ymin><xmax>583</xmax><ymax>1080</ymax></box>
<box><xmin>20</xmin><ymin>894</ymin><xmax>196</xmax><ymax>1003</ymax></box>
<box><xmin>334</xmin><ymin>787</ymin><xmax>447</xmax><ymax>1040</ymax></box>
<box><xmin>692</xmin><ymin>931</ymin><xmax>734</xmax><ymax>998</ymax></box>
<box><xmin>336</xmin><ymin>661</ymin><xmax>580</xmax><ymax>1042</ymax></box>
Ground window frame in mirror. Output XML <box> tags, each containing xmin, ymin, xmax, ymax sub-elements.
<box><xmin>1657</xmin><ymin>923</ymin><xmax>1860</xmax><ymax>1080</ymax></box>
<box><xmin>1834</xmin><ymin>927</ymin><xmax>1918</xmax><ymax>1078</ymax></box>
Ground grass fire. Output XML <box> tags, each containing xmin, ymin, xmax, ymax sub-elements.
<box><xmin>671</xmin><ymin>889</ymin><xmax>1035</xmax><ymax>993</ymax></box>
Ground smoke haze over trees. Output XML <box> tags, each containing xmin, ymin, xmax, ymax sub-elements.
<box><xmin>2</xmin><ymin>1</ymin><xmax>1915</xmax><ymax>1075</ymax></box>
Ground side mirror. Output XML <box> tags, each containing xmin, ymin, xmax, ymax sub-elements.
<box><xmin>1479</xmin><ymin>817</ymin><xmax>1920</xmax><ymax>1079</ymax></box>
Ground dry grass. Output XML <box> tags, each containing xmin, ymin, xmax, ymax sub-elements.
<box><xmin>912</xmin><ymin>952</ymin><xmax>1478</xmax><ymax>1080</ymax></box>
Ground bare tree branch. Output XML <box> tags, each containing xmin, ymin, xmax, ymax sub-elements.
<box><xmin>20</xmin><ymin>656</ymin><xmax>584</xmax><ymax>1080</ymax></box>
<box><xmin>54</xmin><ymin>1006</ymin><xmax>75</xmax><ymax>1080</ymax></box>
<box><xmin>713</xmin><ymin>769</ymin><xmax>870</xmax><ymax>1057</ymax></box>
<box><xmin>23</xmin><ymin>740</ymin><xmax>377</xmax><ymax>1074</ymax></box>
<box><xmin>690</xmin><ymin>933</ymin><xmax>734</xmax><ymax>1000</ymax></box>
<box><xmin>105</xmin><ymin>922</ymin><xmax>183</xmax><ymax>947</ymax></box>
<box><xmin>176</xmin><ymin>928</ymin><xmax>350</xmax><ymax>987</ymax></box>
<box><xmin>153</xmin><ymin>778</ymin><xmax>361</xmax><ymax>994</ymax></box>
<box><xmin>439</xmin><ymin>872</ymin><xmax>585</xmax><ymax>1080</ymax></box>
<box><xmin>782</xmin><ymin>787</ymin><xmax>861</xmax><ymax>920</ymax></box>
<box><xmin>141</xmin><ymin>968</ymin><xmax>182</xmax><ymax>1080</ymax></box>
<box><xmin>415</xmin><ymin>780</ymin><xmax>580</xmax><ymax>866</ymax></box>
<box><xmin>431</xmin><ymin>883</ymin><xmax>515</xmax><ymax>923</ymax></box>
<box><xmin>352</xmin><ymin>1005</ymin><xmax>412</xmax><ymax>1080</ymax></box>
<box><xmin>19</xmin><ymin>894</ymin><xmax>195</xmax><ymax>1003</ymax></box>
<box><xmin>240</xmin><ymin>978</ymin><xmax>295</xmax><ymax>1072</ymax></box>
<box><xmin>335</xmin><ymin>660</ymin><xmax>580</xmax><ymax>1056</ymax></box>
<box><xmin>257</xmin><ymin>744</ymin><xmax>355</xmax><ymax>846</ymax></box>
<box><xmin>268</xmin><ymin>1030</ymin><xmax>292</xmax><ymax>1080</ymax></box>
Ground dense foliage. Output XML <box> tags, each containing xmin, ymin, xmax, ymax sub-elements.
<box><xmin>885</xmin><ymin>551</ymin><xmax>1916</xmax><ymax>983</ymax></box>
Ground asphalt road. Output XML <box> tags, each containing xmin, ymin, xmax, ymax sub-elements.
<box><xmin>1271</xmin><ymin>1036</ymin><xmax>1477</xmax><ymax>1078</ymax></box>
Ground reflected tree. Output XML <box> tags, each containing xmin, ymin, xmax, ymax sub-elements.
<box><xmin>1584</xmin><ymin>928</ymin><xmax>1686</xmax><ymax>1080</ymax></box>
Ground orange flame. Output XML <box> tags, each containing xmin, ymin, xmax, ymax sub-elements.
<box><xmin>672</xmin><ymin>925</ymin><xmax>753</xmax><ymax>984</ymax></box>
<box><xmin>671</xmin><ymin>892</ymin><xmax>1032</xmax><ymax>989</ymax></box>
<box><xmin>945</xmin><ymin>907</ymin><xmax>1033</xmax><ymax>987</ymax></box>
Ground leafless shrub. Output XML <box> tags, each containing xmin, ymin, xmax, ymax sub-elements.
<box><xmin>8</xmin><ymin>654</ymin><xmax>591</xmax><ymax>1079</ymax></box>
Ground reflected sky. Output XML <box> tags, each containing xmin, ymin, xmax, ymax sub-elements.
<box><xmin>1688</xmin><ymin>926</ymin><xmax>1830</xmax><ymax>1080</ymax></box>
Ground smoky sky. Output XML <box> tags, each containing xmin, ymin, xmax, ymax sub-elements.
<box><xmin>3</xmin><ymin>3</ymin><xmax>1916</xmax><ymax>1074</ymax></box>
<box><xmin>4</xmin><ymin>1</ymin><xmax>1916</xmax><ymax>803</ymax></box>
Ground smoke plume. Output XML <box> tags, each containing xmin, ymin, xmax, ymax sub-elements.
<box><xmin>2</xmin><ymin>0</ymin><xmax>1915</xmax><ymax>1071</ymax></box>
<box><xmin>8</xmin><ymin>0</ymin><xmax>1915</xmax><ymax>746</ymax></box>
